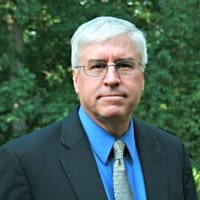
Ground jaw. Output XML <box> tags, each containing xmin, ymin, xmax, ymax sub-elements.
<box><xmin>94</xmin><ymin>110</ymin><xmax>132</xmax><ymax>137</ymax></box>
<box><xmin>85</xmin><ymin>101</ymin><xmax>133</xmax><ymax>136</ymax></box>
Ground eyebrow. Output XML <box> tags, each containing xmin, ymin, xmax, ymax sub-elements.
<box><xmin>88</xmin><ymin>59</ymin><xmax>106</xmax><ymax>63</ymax></box>
<box><xmin>115</xmin><ymin>58</ymin><xmax>135</xmax><ymax>62</ymax></box>
<box><xmin>88</xmin><ymin>58</ymin><xmax>135</xmax><ymax>63</ymax></box>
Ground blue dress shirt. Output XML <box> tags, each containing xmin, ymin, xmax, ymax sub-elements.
<box><xmin>78</xmin><ymin>106</ymin><xmax>147</xmax><ymax>200</ymax></box>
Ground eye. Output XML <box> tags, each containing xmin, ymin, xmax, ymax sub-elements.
<box><xmin>116</xmin><ymin>60</ymin><xmax>135</xmax><ymax>69</ymax></box>
<box><xmin>88</xmin><ymin>62</ymin><xmax>107</xmax><ymax>70</ymax></box>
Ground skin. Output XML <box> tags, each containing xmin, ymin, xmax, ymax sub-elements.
<box><xmin>72</xmin><ymin>34</ymin><xmax>145</xmax><ymax>137</ymax></box>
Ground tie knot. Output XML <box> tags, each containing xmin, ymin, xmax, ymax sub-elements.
<box><xmin>113</xmin><ymin>140</ymin><xmax>125</xmax><ymax>160</ymax></box>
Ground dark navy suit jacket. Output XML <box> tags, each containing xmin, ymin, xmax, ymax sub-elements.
<box><xmin>0</xmin><ymin>108</ymin><xmax>197</xmax><ymax>199</ymax></box>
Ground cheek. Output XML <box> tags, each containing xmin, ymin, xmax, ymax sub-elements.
<box><xmin>127</xmin><ymin>74</ymin><xmax>144</xmax><ymax>91</ymax></box>
<box><xmin>136</xmin><ymin>74</ymin><xmax>145</xmax><ymax>89</ymax></box>
<box><xmin>74</xmin><ymin>76</ymin><xmax>99</xmax><ymax>98</ymax></box>
<box><xmin>126</xmin><ymin>77</ymin><xmax>144</xmax><ymax>102</ymax></box>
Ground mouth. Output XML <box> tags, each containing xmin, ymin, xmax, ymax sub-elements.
<box><xmin>97</xmin><ymin>93</ymin><xmax>127</xmax><ymax>100</ymax></box>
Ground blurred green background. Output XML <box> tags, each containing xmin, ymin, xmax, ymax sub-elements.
<box><xmin>0</xmin><ymin>0</ymin><xmax>199</xmax><ymax>196</ymax></box>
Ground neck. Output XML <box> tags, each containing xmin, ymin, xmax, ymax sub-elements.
<box><xmin>94</xmin><ymin>115</ymin><xmax>131</xmax><ymax>137</ymax></box>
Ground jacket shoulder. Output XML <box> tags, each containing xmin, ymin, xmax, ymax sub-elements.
<box><xmin>2</xmin><ymin>120</ymin><xmax>62</xmax><ymax>155</ymax></box>
<box><xmin>134</xmin><ymin>119</ymin><xmax>183</xmax><ymax>147</ymax></box>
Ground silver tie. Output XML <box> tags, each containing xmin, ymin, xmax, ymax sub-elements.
<box><xmin>113</xmin><ymin>140</ymin><xmax>134</xmax><ymax>200</ymax></box>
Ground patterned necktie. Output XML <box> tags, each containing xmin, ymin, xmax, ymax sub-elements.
<box><xmin>113</xmin><ymin>140</ymin><xmax>134</xmax><ymax>200</ymax></box>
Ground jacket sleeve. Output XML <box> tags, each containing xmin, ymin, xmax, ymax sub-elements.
<box><xmin>182</xmin><ymin>143</ymin><xmax>198</xmax><ymax>200</ymax></box>
<box><xmin>0</xmin><ymin>145</ymin><xmax>32</xmax><ymax>200</ymax></box>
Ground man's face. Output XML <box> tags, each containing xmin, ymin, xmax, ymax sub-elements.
<box><xmin>72</xmin><ymin>34</ymin><xmax>145</xmax><ymax>126</ymax></box>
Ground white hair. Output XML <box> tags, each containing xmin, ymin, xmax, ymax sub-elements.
<box><xmin>71</xmin><ymin>16</ymin><xmax>148</xmax><ymax>67</ymax></box>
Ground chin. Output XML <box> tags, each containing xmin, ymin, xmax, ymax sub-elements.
<box><xmin>99</xmin><ymin>107</ymin><xmax>129</xmax><ymax>119</ymax></box>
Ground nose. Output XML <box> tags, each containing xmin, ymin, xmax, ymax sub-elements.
<box><xmin>103</xmin><ymin>65</ymin><xmax>120</xmax><ymax>87</ymax></box>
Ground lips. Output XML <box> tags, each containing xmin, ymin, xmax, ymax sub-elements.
<box><xmin>97</xmin><ymin>92</ymin><xmax>126</xmax><ymax>99</ymax></box>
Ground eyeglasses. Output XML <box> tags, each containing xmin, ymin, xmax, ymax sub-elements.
<box><xmin>74</xmin><ymin>59</ymin><xmax>145</xmax><ymax>77</ymax></box>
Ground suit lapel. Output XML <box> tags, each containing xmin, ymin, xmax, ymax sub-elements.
<box><xmin>134</xmin><ymin>120</ymin><xmax>168</xmax><ymax>200</ymax></box>
<box><xmin>59</xmin><ymin>109</ymin><xmax>107</xmax><ymax>200</ymax></box>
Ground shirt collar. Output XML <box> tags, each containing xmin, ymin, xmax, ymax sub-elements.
<box><xmin>120</xmin><ymin>120</ymin><xmax>135</xmax><ymax>163</ymax></box>
<box><xmin>78</xmin><ymin>106</ymin><xmax>136</xmax><ymax>164</ymax></box>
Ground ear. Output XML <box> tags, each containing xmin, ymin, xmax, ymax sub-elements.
<box><xmin>142</xmin><ymin>74</ymin><xmax>145</xmax><ymax>91</ymax></box>
<box><xmin>72</xmin><ymin>69</ymin><xmax>79</xmax><ymax>94</ymax></box>
<box><xmin>143</xmin><ymin>78</ymin><xmax>145</xmax><ymax>90</ymax></box>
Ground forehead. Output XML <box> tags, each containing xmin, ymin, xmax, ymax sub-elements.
<box><xmin>79</xmin><ymin>34</ymin><xmax>140</xmax><ymax>62</ymax></box>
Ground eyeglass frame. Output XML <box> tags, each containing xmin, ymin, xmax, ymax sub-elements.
<box><xmin>74</xmin><ymin>59</ymin><xmax>146</xmax><ymax>77</ymax></box>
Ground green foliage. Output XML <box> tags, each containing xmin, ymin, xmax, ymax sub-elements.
<box><xmin>0</xmin><ymin>0</ymin><xmax>199</xmax><ymax>193</ymax></box>
<box><xmin>135</xmin><ymin>0</ymin><xmax>200</xmax><ymax>168</ymax></box>
<box><xmin>0</xmin><ymin>67</ymin><xmax>36</xmax><ymax>142</ymax></box>
<box><xmin>193</xmin><ymin>167</ymin><xmax>200</xmax><ymax>198</ymax></box>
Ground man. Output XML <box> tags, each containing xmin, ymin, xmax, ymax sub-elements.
<box><xmin>0</xmin><ymin>16</ymin><xmax>197</xmax><ymax>200</ymax></box>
